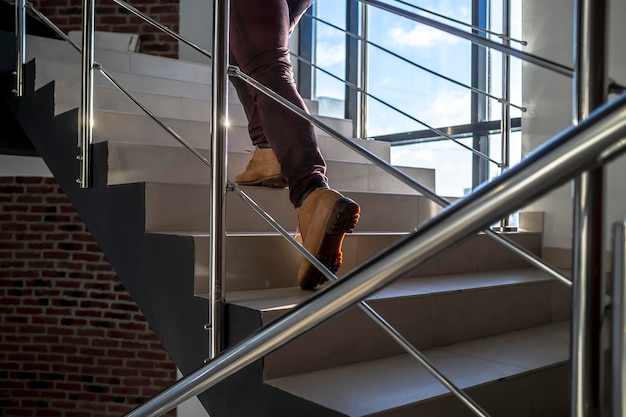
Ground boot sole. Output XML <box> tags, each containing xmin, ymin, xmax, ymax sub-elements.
<box><xmin>299</xmin><ymin>197</ymin><xmax>360</xmax><ymax>290</ymax></box>
<box><xmin>237</xmin><ymin>175</ymin><xmax>288</xmax><ymax>188</ymax></box>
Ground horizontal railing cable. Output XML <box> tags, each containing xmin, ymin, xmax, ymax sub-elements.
<box><xmin>229</xmin><ymin>65</ymin><xmax>572</xmax><ymax>287</ymax></box>
<box><xmin>305</xmin><ymin>13</ymin><xmax>526</xmax><ymax>112</ymax></box>
<box><xmin>112</xmin><ymin>0</ymin><xmax>213</xmax><ymax>59</ymax></box>
<box><xmin>30</xmin><ymin>0</ymin><xmax>569</xmax><ymax>288</ymax></box>
<box><xmin>27</xmin><ymin>3</ymin><xmax>212</xmax><ymax>169</ymax></box>
<box><xmin>125</xmin><ymin>91</ymin><xmax>626</xmax><ymax>417</ymax></box>
<box><xmin>291</xmin><ymin>53</ymin><xmax>501</xmax><ymax>166</ymax></box>
<box><xmin>228</xmin><ymin>180</ymin><xmax>490</xmax><ymax>417</ymax></box>
<box><xmin>390</xmin><ymin>0</ymin><xmax>527</xmax><ymax>45</ymax></box>
<box><xmin>359</xmin><ymin>0</ymin><xmax>574</xmax><ymax>77</ymax></box>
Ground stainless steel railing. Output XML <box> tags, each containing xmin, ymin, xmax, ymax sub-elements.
<box><xmin>124</xmin><ymin>90</ymin><xmax>626</xmax><ymax>417</ymax></box>
<box><xmin>13</xmin><ymin>1</ymin><xmax>619</xmax><ymax>416</ymax></box>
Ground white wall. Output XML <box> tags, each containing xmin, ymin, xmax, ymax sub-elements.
<box><xmin>522</xmin><ymin>0</ymin><xmax>626</xmax><ymax>250</ymax></box>
<box><xmin>179</xmin><ymin>0</ymin><xmax>214</xmax><ymax>64</ymax></box>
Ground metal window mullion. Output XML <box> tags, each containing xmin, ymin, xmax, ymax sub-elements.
<box><xmin>471</xmin><ymin>0</ymin><xmax>489</xmax><ymax>190</ymax></box>
<box><xmin>571</xmin><ymin>0</ymin><xmax>609</xmax><ymax>416</ymax></box>
<box><xmin>345</xmin><ymin>0</ymin><xmax>359</xmax><ymax>137</ymax></box>
<box><xmin>297</xmin><ymin>4</ymin><xmax>314</xmax><ymax>99</ymax></box>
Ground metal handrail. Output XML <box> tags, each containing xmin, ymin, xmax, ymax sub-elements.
<box><xmin>391</xmin><ymin>0</ymin><xmax>527</xmax><ymax>45</ymax></box>
<box><xmin>230</xmin><ymin>65</ymin><xmax>572</xmax><ymax>287</ymax></box>
<box><xmin>304</xmin><ymin>12</ymin><xmax>526</xmax><ymax>112</ymax></box>
<box><xmin>125</xmin><ymin>91</ymin><xmax>626</xmax><ymax>417</ymax></box>
<box><xmin>291</xmin><ymin>52</ymin><xmax>501</xmax><ymax>166</ymax></box>
<box><xmin>359</xmin><ymin>0</ymin><xmax>574</xmax><ymax>77</ymax></box>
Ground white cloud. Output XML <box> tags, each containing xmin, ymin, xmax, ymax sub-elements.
<box><xmin>315</xmin><ymin>42</ymin><xmax>345</xmax><ymax>67</ymax></box>
<box><xmin>388</xmin><ymin>25</ymin><xmax>461</xmax><ymax>48</ymax></box>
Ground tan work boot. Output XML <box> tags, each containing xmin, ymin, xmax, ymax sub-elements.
<box><xmin>296</xmin><ymin>187</ymin><xmax>360</xmax><ymax>290</ymax></box>
<box><xmin>235</xmin><ymin>146</ymin><xmax>288</xmax><ymax>188</ymax></box>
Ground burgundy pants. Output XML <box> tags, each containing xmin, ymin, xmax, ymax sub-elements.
<box><xmin>229</xmin><ymin>0</ymin><xmax>327</xmax><ymax>207</ymax></box>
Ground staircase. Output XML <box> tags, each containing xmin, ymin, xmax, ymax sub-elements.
<box><xmin>2</xmin><ymin>31</ymin><xmax>571</xmax><ymax>417</ymax></box>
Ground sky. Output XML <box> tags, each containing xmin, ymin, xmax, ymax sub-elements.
<box><xmin>311</xmin><ymin>0</ymin><xmax>522</xmax><ymax>196</ymax></box>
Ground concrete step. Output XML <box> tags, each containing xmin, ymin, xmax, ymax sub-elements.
<box><xmin>143</xmin><ymin>183</ymin><xmax>439</xmax><ymax>233</ymax></box>
<box><xmin>33</xmin><ymin>58</ymin><xmax>320</xmax><ymax>114</ymax></box>
<box><xmin>226</xmin><ymin>269</ymin><xmax>570</xmax><ymax>380</ymax></box>
<box><xmin>266</xmin><ymin>320</ymin><xmax>570</xmax><ymax>416</ymax></box>
<box><xmin>99</xmin><ymin>141</ymin><xmax>420</xmax><ymax>194</ymax></box>
<box><xmin>26</xmin><ymin>34</ymin><xmax>214</xmax><ymax>85</ymax></box>
<box><xmin>51</xmin><ymin>81</ymin><xmax>349</xmax><ymax>135</ymax></box>
<box><xmin>93</xmin><ymin>114</ymin><xmax>384</xmax><ymax>163</ymax></box>
<box><xmin>182</xmin><ymin>230</ymin><xmax>543</xmax><ymax>292</ymax></box>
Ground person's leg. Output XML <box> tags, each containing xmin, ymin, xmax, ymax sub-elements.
<box><xmin>230</xmin><ymin>0</ymin><xmax>327</xmax><ymax>207</ymax></box>
<box><xmin>230</xmin><ymin>0</ymin><xmax>360</xmax><ymax>289</ymax></box>
<box><xmin>231</xmin><ymin>53</ymin><xmax>287</xmax><ymax>187</ymax></box>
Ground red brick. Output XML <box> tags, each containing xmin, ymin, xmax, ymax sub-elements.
<box><xmin>46</xmin><ymin>234</ymin><xmax>70</xmax><ymax>241</ymax></box>
<box><xmin>72</xmin><ymin>253</ymin><xmax>101</xmax><ymax>262</ymax></box>
<box><xmin>45</xmin><ymin>196</ymin><xmax>70</xmax><ymax>204</ymax></box>
<box><xmin>2</xmin><ymin>223</ymin><xmax>28</xmax><ymax>231</ymax></box>
<box><xmin>16</xmin><ymin>195</ymin><xmax>43</xmax><ymax>204</ymax></box>
<box><xmin>27</xmin><ymin>186</ymin><xmax>55</xmax><ymax>194</ymax></box>
<box><xmin>28</xmin><ymin>242</ymin><xmax>54</xmax><ymax>250</ymax></box>
<box><xmin>18</xmin><ymin>177</ymin><xmax>44</xmax><ymax>184</ymax></box>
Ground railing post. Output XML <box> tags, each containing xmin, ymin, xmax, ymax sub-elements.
<box><xmin>79</xmin><ymin>0</ymin><xmax>95</xmax><ymax>188</ymax></box>
<box><xmin>209</xmin><ymin>0</ymin><xmax>229</xmax><ymax>359</ymax></box>
<box><xmin>14</xmin><ymin>0</ymin><xmax>26</xmax><ymax>97</ymax></box>
<box><xmin>499</xmin><ymin>0</ymin><xmax>511</xmax><ymax>230</ymax></box>
<box><xmin>611</xmin><ymin>219</ymin><xmax>626</xmax><ymax>417</ymax></box>
<box><xmin>571</xmin><ymin>0</ymin><xmax>608</xmax><ymax>416</ymax></box>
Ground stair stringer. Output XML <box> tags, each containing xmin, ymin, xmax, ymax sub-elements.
<box><xmin>6</xmin><ymin>79</ymin><xmax>209</xmax><ymax>386</ymax></box>
<box><xmin>5</xmin><ymin>70</ymin><xmax>354</xmax><ymax>417</ymax></box>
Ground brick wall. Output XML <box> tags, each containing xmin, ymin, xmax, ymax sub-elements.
<box><xmin>29</xmin><ymin>0</ymin><xmax>180</xmax><ymax>58</ymax></box>
<box><xmin>0</xmin><ymin>176</ymin><xmax>178</xmax><ymax>417</ymax></box>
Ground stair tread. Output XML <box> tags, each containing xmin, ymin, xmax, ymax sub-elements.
<box><xmin>223</xmin><ymin>268</ymin><xmax>558</xmax><ymax>311</ymax></box>
<box><xmin>266</xmin><ymin>320</ymin><xmax>569</xmax><ymax>417</ymax></box>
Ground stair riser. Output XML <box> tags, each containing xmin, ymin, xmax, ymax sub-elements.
<box><xmin>54</xmin><ymin>81</ymin><xmax>332</xmax><ymax>130</ymax></box>
<box><xmin>26</xmin><ymin>35</ymin><xmax>214</xmax><ymax>84</ymax></box>
<box><xmin>104</xmin><ymin>142</ymin><xmax>430</xmax><ymax>193</ymax></box>
<box><xmin>145</xmin><ymin>184</ymin><xmax>435</xmax><ymax>233</ymax></box>
<box><xmin>259</xmin><ymin>280</ymin><xmax>568</xmax><ymax>379</ymax></box>
<box><xmin>192</xmin><ymin>232</ymin><xmax>543</xmax><ymax>292</ymax></box>
<box><xmin>99</xmin><ymin>119</ymin><xmax>388</xmax><ymax>166</ymax></box>
<box><xmin>35</xmin><ymin>59</ymin><xmax>321</xmax><ymax>115</ymax></box>
<box><xmin>380</xmin><ymin>363</ymin><xmax>569</xmax><ymax>417</ymax></box>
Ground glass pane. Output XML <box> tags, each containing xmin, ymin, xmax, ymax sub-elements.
<box><xmin>488</xmin><ymin>0</ymin><xmax>523</xmax><ymax>120</ymax></box>
<box><xmin>366</xmin><ymin>1</ymin><xmax>472</xmax><ymax>136</ymax></box>
<box><xmin>313</xmin><ymin>1</ymin><xmax>347</xmax><ymax>118</ymax></box>
<box><xmin>390</xmin><ymin>138</ymin><xmax>474</xmax><ymax>197</ymax></box>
